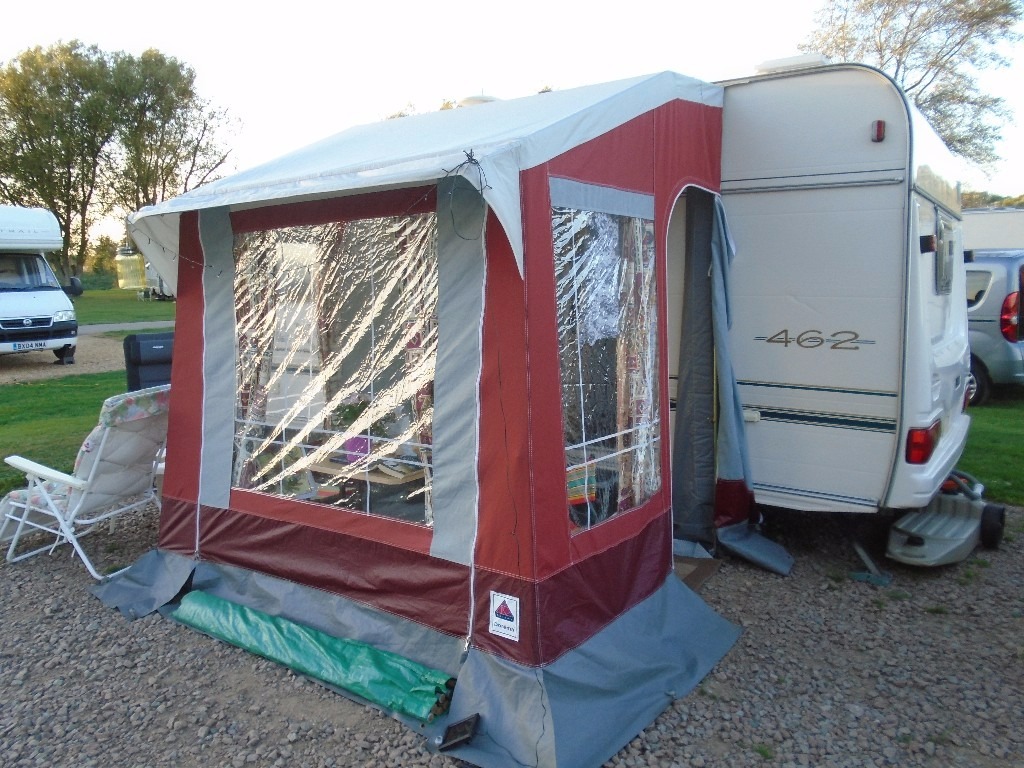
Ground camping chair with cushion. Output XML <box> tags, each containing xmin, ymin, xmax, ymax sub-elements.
<box><xmin>0</xmin><ymin>384</ymin><xmax>171</xmax><ymax>580</ymax></box>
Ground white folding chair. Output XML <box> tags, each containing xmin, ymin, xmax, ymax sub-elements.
<box><xmin>0</xmin><ymin>384</ymin><xmax>170</xmax><ymax>579</ymax></box>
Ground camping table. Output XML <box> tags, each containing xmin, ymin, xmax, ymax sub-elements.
<box><xmin>307</xmin><ymin>459</ymin><xmax>425</xmax><ymax>487</ymax></box>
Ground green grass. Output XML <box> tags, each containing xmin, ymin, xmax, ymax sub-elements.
<box><xmin>0</xmin><ymin>371</ymin><xmax>125</xmax><ymax>496</ymax></box>
<box><xmin>959</xmin><ymin>389</ymin><xmax>1024</xmax><ymax>506</ymax></box>
<box><xmin>72</xmin><ymin>288</ymin><xmax>175</xmax><ymax>325</ymax></box>
<box><xmin>752</xmin><ymin>744</ymin><xmax>775</xmax><ymax>760</ymax></box>
<box><xmin>100</xmin><ymin>328</ymin><xmax>176</xmax><ymax>340</ymax></box>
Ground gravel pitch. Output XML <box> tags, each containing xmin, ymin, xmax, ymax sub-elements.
<box><xmin>1</xmin><ymin>503</ymin><xmax>1020</xmax><ymax>768</ymax></box>
<box><xmin>0</xmin><ymin>333</ymin><xmax>129</xmax><ymax>384</ymax></box>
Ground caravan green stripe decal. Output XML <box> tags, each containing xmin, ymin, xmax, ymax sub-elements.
<box><xmin>753</xmin><ymin>482</ymin><xmax>878</xmax><ymax>508</ymax></box>
<box><xmin>738</xmin><ymin>380</ymin><xmax>897</xmax><ymax>398</ymax></box>
<box><xmin>752</xmin><ymin>406</ymin><xmax>896</xmax><ymax>433</ymax></box>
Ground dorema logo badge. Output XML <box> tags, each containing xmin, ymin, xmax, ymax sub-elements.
<box><xmin>488</xmin><ymin>591</ymin><xmax>520</xmax><ymax>642</ymax></box>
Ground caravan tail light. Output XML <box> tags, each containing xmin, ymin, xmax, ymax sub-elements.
<box><xmin>906</xmin><ymin>420</ymin><xmax>941</xmax><ymax>465</ymax></box>
<box><xmin>1001</xmin><ymin>291</ymin><xmax>1020</xmax><ymax>342</ymax></box>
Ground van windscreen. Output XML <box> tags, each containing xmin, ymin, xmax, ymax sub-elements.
<box><xmin>0</xmin><ymin>253</ymin><xmax>62</xmax><ymax>291</ymax></box>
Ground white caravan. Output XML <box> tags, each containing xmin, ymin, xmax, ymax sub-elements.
<box><xmin>0</xmin><ymin>206</ymin><xmax>80</xmax><ymax>362</ymax></box>
<box><xmin>719</xmin><ymin>61</ymin><xmax>972</xmax><ymax>521</ymax></box>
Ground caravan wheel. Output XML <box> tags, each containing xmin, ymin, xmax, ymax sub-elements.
<box><xmin>980</xmin><ymin>504</ymin><xmax>1006</xmax><ymax>549</ymax></box>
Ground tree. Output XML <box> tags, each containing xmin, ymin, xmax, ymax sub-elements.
<box><xmin>962</xmin><ymin>190</ymin><xmax>1024</xmax><ymax>207</ymax></box>
<box><xmin>86</xmin><ymin>234</ymin><xmax>118</xmax><ymax>275</ymax></box>
<box><xmin>386</xmin><ymin>102</ymin><xmax>417</xmax><ymax>120</ymax></box>
<box><xmin>802</xmin><ymin>0</ymin><xmax>1022</xmax><ymax>166</ymax></box>
<box><xmin>0</xmin><ymin>42</ymin><xmax>232</xmax><ymax>279</ymax></box>
<box><xmin>107</xmin><ymin>49</ymin><xmax>233</xmax><ymax>214</ymax></box>
<box><xmin>0</xmin><ymin>42</ymin><xmax>122</xmax><ymax>278</ymax></box>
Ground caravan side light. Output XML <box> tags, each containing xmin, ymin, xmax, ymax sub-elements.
<box><xmin>906</xmin><ymin>420</ymin><xmax>941</xmax><ymax>465</ymax></box>
<box><xmin>871</xmin><ymin>120</ymin><xmax>886</xmax><ymax>142</ymax></box>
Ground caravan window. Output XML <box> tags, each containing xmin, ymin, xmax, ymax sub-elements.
<box><xmin>966</xmin><ymin>270</ymin><xmax>991</xmax><ymax>307</ymax></box>
<box><xmin>553</xmin><ymin>207</ymin><xmax>661</xmax><ymax>530</ymax></box>
<box><xmin>231</xmin><ymin>213</ymin><xmax>438</xmax><ymax>525</ymax></box>
<box><xmin>934</xmin><ymin>218</ymin><xmax>955</xmax><ymax>296</ymax></box>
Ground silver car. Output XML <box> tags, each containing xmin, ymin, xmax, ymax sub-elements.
<box><xmin>966</xmin><ymin>249</ymin><xmax>1024</xmax><ymax>404</ymax></box>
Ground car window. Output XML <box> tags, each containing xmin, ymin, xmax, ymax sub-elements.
<box><xmin>966</xmin><ymin>270</ymin><xmax>991</xmax><ymax>308</ymax></box>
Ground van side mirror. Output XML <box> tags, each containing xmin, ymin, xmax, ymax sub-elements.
<box><xmin>64</xmin><ymin>276</ymin><xmax>84</xmax><ymax>297</ymax></box>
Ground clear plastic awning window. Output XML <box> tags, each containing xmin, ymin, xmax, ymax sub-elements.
<box><xmin>232</xmin><ymin>213</ymin><xmax>438</xmax><ymax>525</ymax></box>
<box><xmin>554</xmin><ymin>208</ymin><xmax>661</xmax><ymax>531</ymax></box>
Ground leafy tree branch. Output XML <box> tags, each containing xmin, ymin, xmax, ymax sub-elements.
<box><xmin>0</xmin><ymin>42</ymin><xmax>233</xmax><ymax>279</ymax></box>
<box><xmin>802</xmin><ymin>0</ymin><xmax>1022</xmax><ymax>167</ymax></box>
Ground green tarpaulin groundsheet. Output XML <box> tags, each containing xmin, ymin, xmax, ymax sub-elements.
<box><xmin>172</xmin><ymin>590</ymin><xmax>452</xmax><ymax>722</ymax></box>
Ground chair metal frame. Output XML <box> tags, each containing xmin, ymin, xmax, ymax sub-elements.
<box><xmin>0</xmin><ymin>384</ymin><xmax>170</xmax><ymax>579</ymax></box>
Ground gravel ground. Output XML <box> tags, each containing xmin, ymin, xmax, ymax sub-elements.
<box><xmin>0</xmin><ymin>503</ymin><xmax>1020</xmax><ymax>768</ymax></box>
<box><xmin>1</xmin><ymin>332</ymin><xmax>1022</xmax><ymax>767</ymax></box>
<box><xmin>0</xmin><ymin>331</ymin><xmax>131</xmax><ymax>384</ymax></box>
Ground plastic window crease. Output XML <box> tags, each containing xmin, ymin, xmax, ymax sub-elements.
<box><xmin>553</xmin><ymin>207</ymin><xmax>661</xmax><ymax>531</ymax></box>
<box><xmin>232</xmin><ymin>213</ymin><xmax>439</xmax><ymax>525</ymax></box>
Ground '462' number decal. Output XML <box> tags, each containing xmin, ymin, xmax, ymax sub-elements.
<box><xmin>757</xmin><ymin>330</ymin><xmax>869</xmax><ymax>350</ymax></box>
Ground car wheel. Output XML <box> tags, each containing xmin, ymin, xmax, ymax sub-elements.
<box><xmin>969</xmin><ymin>357</ymin><xmax>991</xmax><ymax>406</ymax></box>
<box><xmin>980</xmin><ymin>504</ymin><xmax>1005</xmax><ymax>550</ymax></box>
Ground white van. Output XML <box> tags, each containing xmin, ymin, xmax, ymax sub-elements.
<box><xmin>719</xmin><ymin>61</ymin><xmax>972</xmax><ymax>518</ymax></box>
<box><xmin>0</xmin><ymin>205</ymin><xmax>81</xmax><ymax>363</ymax></box>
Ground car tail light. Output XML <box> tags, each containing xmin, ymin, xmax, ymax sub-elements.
<box><xmin>1000</xmin><ymin>291</ymin><xmax>1020</xmax><ymax>342</ymax></box>
<box><xmin>906</xmin><ymin>420</ymin><xmax>941</xmax><ymax>465</ymax></box>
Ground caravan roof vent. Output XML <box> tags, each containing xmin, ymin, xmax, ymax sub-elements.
<box><xmin>458</xmin><ymin>95</ymin><xmax>499</xmax><ymax>108</ymax></box>
<box><xmin>755</xmin><ymin>54</ymin><xmax>831</xmax><ymax>75</ymax></box>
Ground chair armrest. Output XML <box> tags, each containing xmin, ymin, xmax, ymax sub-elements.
<box><xmin>4</xmin><ymin>456</ymin><xmax>87</xmax><ymax>490</ymax></box>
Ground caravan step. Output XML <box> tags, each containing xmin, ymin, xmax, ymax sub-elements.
<box><xmin>886</xmin><ymin>493</ymin><xmax>985</xmax><ymax>566</ymax></box>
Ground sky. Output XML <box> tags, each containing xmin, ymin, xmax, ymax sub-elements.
<box><xmin>3</xmin><ymin>0</ymin><xmax>1023</xmax><ymax>199</ymax></box>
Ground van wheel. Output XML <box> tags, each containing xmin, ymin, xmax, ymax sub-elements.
<box><xmin>53</xmin><ymin>345</ymin><xmax>76</xmax><ymax>363</ymax></box>
<box><xmin>980</xmin><ymin>504</ymin><xmax>1005</xmax><ymax>549</ymax></box>
<box><xmin>969</xmin><ymin>358</ymin><xmax>991</xmax><ymax>406</ymax></box>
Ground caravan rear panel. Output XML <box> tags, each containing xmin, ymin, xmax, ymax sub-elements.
<box><xmin>720</xmin><ymin>65</ymin><xmax>970</xmax><ymax>513</ymax></box>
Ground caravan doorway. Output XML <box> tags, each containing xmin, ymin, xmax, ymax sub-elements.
<box><xmin>667</xmin><ymin>187</ymin><xmax>717</xmax><ymax>544</ymax></box>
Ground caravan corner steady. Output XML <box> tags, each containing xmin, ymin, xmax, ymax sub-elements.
<box><xmin>718</xmin><ymin>62</ymin><xmax>995</xmax><ymax>564</ymax></box>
